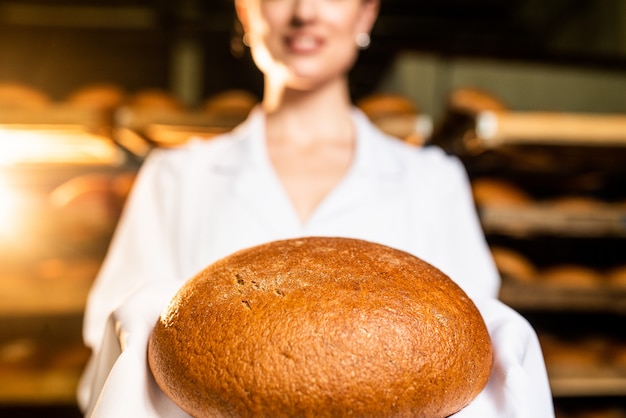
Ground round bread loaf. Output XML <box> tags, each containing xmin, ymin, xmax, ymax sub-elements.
<box><xmin>148</xmin><ymin>237</ymin><xmax>493</xmax><ymax>418</ymax></box>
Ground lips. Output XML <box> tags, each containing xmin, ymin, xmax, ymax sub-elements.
<box><xmin>284</xmin><ymin>33</ymin><xmax>323</xmax><ymax>54</ymax></box>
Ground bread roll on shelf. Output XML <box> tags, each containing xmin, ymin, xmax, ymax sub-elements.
<box><xmin>490</xmin><ymin>246</ymin><xmax>538</xmax><ymax>284</ymax></box>
<box><xmin>0</xmin><ymin>82</ymin><xmax>50</xmax><ymax>109</ymax></box>
<box><xmin>471</xmin><ymin>177</ymin><xmax>532</xmax><ymax>208</ymax></box>
<box><xmin>547</xmin><ymin>196</ymin><xmax>612</xmax><ymax>212</ymax></box>
<box><xmin>447</xmin><ymin>87</ymin><xmax>508</xmax><ymax>116</ymax></box>
<box><xmin>540</xmin><ymin>334</ymin><xmax>605</xmax><ymax>372</ymax></box>
<box><xmin>357</xmin><ymin>92</ymin><xmax>432</xmax><ymax>146</ymax></box>
<box><xmin>127</xmin><ymin>89</ymin><xmax>185</xmax><ymax>112</ymax></box>
<box><xmin>540</xmin><ymin>265</ymin><xmax>605</xmax><ymax>290</ymax></box>
<box><xmin>66</xmin><ymin>83</ymin><xmax>127</xmax><ymax>110</ymax></box>
<box><xmin>202</xmin><ymin>89</ymin><xmax>258</xmax><ymax>118</ymax></box>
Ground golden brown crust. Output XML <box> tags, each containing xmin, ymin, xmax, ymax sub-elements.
<box><xmin>149</xmin><ymin>237</ymin><xmax>493</xmax><ymax>418</ymax></box>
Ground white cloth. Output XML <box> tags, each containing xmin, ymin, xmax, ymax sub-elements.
<box><xmin>78</xmin><ymin>108</ymin><xmax>554</xmax><ymax>417</ymax></box>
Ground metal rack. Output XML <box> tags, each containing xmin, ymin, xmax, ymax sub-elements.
<box><xmin>434</xmin><ymin>104</ymin><xmax>626</xmax><ymax>410</ymax></box>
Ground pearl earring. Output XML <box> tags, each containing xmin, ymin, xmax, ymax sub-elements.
<box><xmin>356</xmin><ymin>33</ymin><xmax>371</xmax><ymax>49</ymax></box>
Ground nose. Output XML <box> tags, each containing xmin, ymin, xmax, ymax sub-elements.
<box><xmin>291</xmin><ymin>0</ymin><xmax>318</xmax><ymax>26</ymax></box>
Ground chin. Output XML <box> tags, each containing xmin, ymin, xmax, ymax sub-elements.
<box><xmin>288</xmin><ymin>64</ymin><xmax>351</xmax><ymax>90</ymax></box>
<box><xmin>285</xmin><ymin>75</ymin><xmax>337</xmax><ymax>92</ymax></box>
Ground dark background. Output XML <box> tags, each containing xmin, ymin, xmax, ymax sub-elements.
<box><xmin>0</xmin><ymin>0</ymin><xmax>624</xmax><ymax>103</ymax></box>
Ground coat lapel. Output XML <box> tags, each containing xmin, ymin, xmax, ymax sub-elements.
<box><xmin>219</xmin><ymin>109</ymin><xmax>303</xmax><ymax>234</ymax></box>
<box><xmin>208</xmin><ymin>108</ymin><xmax>407</xmax><ymax>235</ymax></box>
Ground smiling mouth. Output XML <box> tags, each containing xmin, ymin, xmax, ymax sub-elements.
<box><xmin>285</xmin><ymin>35</ymin><xmax>322</xmax><ymax>53</ymax></box>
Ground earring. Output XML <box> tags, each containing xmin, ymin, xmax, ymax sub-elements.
<box><xmin>242</xmin><ymin>33</ymin><xmax>251</xmax><ymax>47</ymax></box>
<box><xmin>356</xmin><ymin>33</ymin><xmax>371</xmax><ymax>49</ymax></box>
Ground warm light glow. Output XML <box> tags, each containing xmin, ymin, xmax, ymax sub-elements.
<box><xmin>0</xmin><ymin>125</ymin><xmax>125</xmax><ymax>166</ymax></box>
<box><xmin>0</xmin><ymin>176</ymin><xmax>22</xmax><ymax>239</ymax></box>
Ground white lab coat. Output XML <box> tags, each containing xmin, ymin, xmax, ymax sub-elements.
<box><xmin>78</xmin><ymin>108</ymin><xmax>554</xmax><ymax>417</ymax></box>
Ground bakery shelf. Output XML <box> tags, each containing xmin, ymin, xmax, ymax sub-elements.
<box><xmin>0</xmin><ymin>105</ymin><xmax>125</xmax><ymax>166</ymax></box>
<box><xmin>114</xmin><ymin>107</ymin><xmax>245</xmax><ymax>149</ymax></box>
<box><xmin>0</xmin><ymin>314</ymin><xmax>90</xmax><ymax>405</ymax></box>
<box><xmin>0</xmin><ymin>275</ymin><xmax>94</xmax><ymax>316</ymax></box>
<box><xmin>0</xmin><ymin>369</ymin><xmax>84</xmax><ymax>405</ymax></box>
<box><xmin>434</xmin><ymin>110</ymin><xmax>626</xmax><ymax>176</ymax></box>
<box><xmin>469</xmin><ymin>111</ymin><xmax>626</xmax><ymax>150</ymax></box>
<box><xmin>479</xmin><ymin>205</ymin><xmax>626</xmax><ymax>238</ymax></box>
<box><xmin>499</xmin><ymin>279</ymin><xmax>626</xmax><ymax>313</ymax></box>
<box><xmin>549</xmin><ymin>368</ymin><xmax>626</xmax><ymax>398</ymax></box>
<box><xmin>442</xmin><ymin>101</ymin><xmax>626</xmax><ymax>405</ymax></box>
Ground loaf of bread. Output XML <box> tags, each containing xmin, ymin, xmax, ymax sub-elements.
<box><xmin>490</xmin><ymin>246</ymin><xmax>537</xmax><ymax>283</ymax></box>
<box><xmin>148</xmin><ymin>237</ymin><xmax>493</xmax><ymax>418</ymax></box>
<box><xmin>541</xmin><ymin>264</ymin><xmax>603</xmax><ymax>289</ymax></box>
<box><xmin>203</xmin><ymin>89</ymin><xmax>258</xmax><ymax>117</ymax></box>
<box><xmin>66</xmin><ymin>83</ymin><xmax>126</xmax><ymax>109</ymax></box>
<box><xmin>547</xmin><ymin>196</ymin><xmax>607</xmax><ymax>212</ymax></box>
<box><xmin>128</xmin><ymin>88</ymin><xmax>184</xmax><ymax>111</ymax></box>
<box><xmin>540</xmin><ymin>334</ymin><xmax>603</xmax><ymax>370</ymax></box>
<box><xmin>0</xmin><ymin>82</ymin><xmax>50</xmax><ymax>108</ymax></box>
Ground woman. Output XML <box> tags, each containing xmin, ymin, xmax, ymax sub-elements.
<box><xmin>78</xmin><ymin>0</ymin><xmax>554</xmax><ymax>416</ymax></box>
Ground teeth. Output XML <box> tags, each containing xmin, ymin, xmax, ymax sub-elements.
<box><xmin>291</xmin><ymin>36</ymin><xmax>317</xmax><ymax>49</ymax></box>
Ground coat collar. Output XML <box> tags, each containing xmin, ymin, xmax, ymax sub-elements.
<box><xmin>221</xmin><ymin>106</ymin><xmax>405</xmax><ymax>178</ymax></box>
<box><xmin>215</xmin><ymin>106</ymin><xmax>407</xmax><ymax>230</ymax></box>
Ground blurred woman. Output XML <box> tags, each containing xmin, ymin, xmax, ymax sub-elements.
<box><xmin>79</xmin><ymin>1</ymin><xmax>554</xmax><ymax>416</ymax></box>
